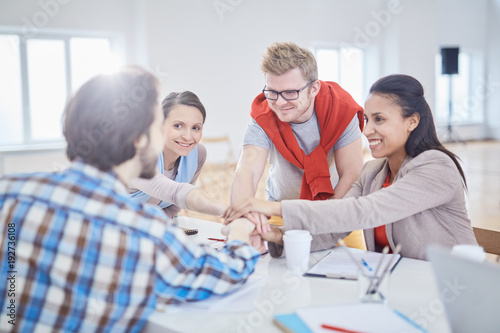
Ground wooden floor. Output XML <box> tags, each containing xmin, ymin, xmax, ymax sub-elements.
<box><xmin>181</xmin><ymin>140</ymin><xmax>500</xmax><ymax>233</ymax></box>
<box><xmin>444</xmin><ymin>140</ymin><xmax>500</xmax><ymax>232</ymax></box>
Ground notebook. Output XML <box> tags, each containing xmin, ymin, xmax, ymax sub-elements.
<box><xmin>427</xmin><ymin>245</ymin><xmax>500</xmax><ymax>333</ymax></box>
<box><xmin>273</xmin><ymin>313</ymin><xmax>312</xmax><ymax>333</ymax></box>
<box><xmin>305</xmin><ymin>247</ymin><xmax>401</xmax><ymax>280</ymax></box>
<box><xmin>274</xmin><ymin>303</ymin><xmax>426</xmax><ymax>333</ymax></box>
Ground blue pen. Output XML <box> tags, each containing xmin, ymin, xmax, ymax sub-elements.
<box><xmin>393</xmin><ymin>309</ymin><xmax>428</xmax><ymax>332</ymax></box>
<box><xmin>361</xmin><ymin>258</ymin><xmax>373</xmax><ymax>272</ymax></box>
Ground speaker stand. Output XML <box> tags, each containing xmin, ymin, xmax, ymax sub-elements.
<box><xmin>443</xmin><ymin>74</ymin><xmax>466</xmax><ymax>145</ymax></box>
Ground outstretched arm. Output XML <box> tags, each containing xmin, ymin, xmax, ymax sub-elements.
<box><xmin>185</xmin><ymin>188</ymin><xmax>227</xmax><ymax>216</ymax></box>
<box><xmin>155</xmin><ymin>218</ymin><xmax>260</xmax><ymax>303</ymax></box>
<box><xmin>130</xmin><ymin>173</ymin><xmax>227</xmax><ymax>217</ymax></box>
<box><xmin>224</xmin><ymin>197</ymin><xmax>282</xmax><ymax>225</ymax></box>
<box><xmin>230</xmin><ymin>145</ymin><xmax>268</xmax><ymax>203</ymax></box>
<box><xmin>230</xmin><ymin>145</ymin><xmax>272</xmax><ymax>233</ymax></box>
<box><xmin>332</xmin><ymin>137</ymin><xmax>363</xmax><ymax>199</ymax></box>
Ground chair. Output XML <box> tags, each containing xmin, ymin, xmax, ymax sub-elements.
<box><xmin>196</xmin><ymin>135</ymin><xmax>237</xmax><ymax>204</ymax></box>
<box><xmin>473</xmin><ymin>227</ymin><xmax>500</xmax><ymax>256</ymax></box>
<box><xmin>200</xmin><ymin>135</ymin><xmax>236</xmax><ymax>167</ymax></box>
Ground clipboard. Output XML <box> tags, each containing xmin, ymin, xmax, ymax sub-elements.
<box><xmin>304</xmin><ymin>247</ymin><xmax>401</xmax><ymax>280</ymax></box>
<box><xmin>273</xmin><ymin>313</ymin><xmax>312</xmax><ymax>333</ymax></box>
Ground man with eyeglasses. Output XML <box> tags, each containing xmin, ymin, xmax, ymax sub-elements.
<box><xmin>230</xmin><ymin>41</ymin><xmax>365</xmax><ymax>240</ymax></box>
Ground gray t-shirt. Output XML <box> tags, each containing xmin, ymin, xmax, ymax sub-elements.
<box><xmin>243</xmin><ymin>112</ymin><xmax>361</xmax><ymax>201</ymax></box>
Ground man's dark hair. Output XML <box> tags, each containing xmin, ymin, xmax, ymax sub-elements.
<box><xmin>63</xmin><ymin>66</ymin><xmax>160</xmax><ymax>171</ymax></box>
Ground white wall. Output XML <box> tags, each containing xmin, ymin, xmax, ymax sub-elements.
<box><xmin>0</xmin><ymin>149</ymin><xmax>68</xmax><ymax>175</ymax></box>
<box><xmin>142</xmin><ymin>0</ymin><xmax>393</xmax><ymax>154</ymax></box>
<box><xmin>0</xmin><ymin>0</ymin><xmax>499</xmax><ymax>175</ymax></box>
<box><xmin>436</xmin><ymin>0</ymin><xmax>493</xmax><ymax>140</ymax></box>
<box><xmin>0</xmin><ymin>0</ymin><xmax>138</xmax><ymax>59</ymax></box>
<box><xmin>485</xmin><ymin>0</ymin><xmax>500</xmax><ymax>139</ymax></box>
<box><xmin>437</xmin><ymin>0</ymin><xmax>488</xmax><ymax>48</ymax></box>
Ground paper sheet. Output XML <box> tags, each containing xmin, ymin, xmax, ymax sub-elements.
<box><xmin>297</xmin><ymin>303</ymin><xmax>426</xmax><ymax>333</ymax></box>
<box><xmin>154</xmin><ymin>274</ymin><xmax>265</xmax><ymax>314</ymax></box>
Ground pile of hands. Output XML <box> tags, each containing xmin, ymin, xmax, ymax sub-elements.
<box><xmin>220</xmin><ymin>198</ymin><xmax>284</xmax><ymax>253</ymax></box>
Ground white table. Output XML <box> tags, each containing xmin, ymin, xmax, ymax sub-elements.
<box><xmin>145</xmin><ymin>217</ymin><xmax>450</xmax><ymax>333</ymax></box>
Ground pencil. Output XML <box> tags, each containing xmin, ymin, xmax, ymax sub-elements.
<box><xmin>337</xmin><ymin>239</ymin><xmax>368</xmax><ymax>276</ymax></box>
<box><xmin>367</xmin><ymin>244</ymin><xmax>401</xmax><ymax>295</ymax></box>
<box><xmin>321</xmin><ymin>323</ymin><xmax>367</xmax><ymax>333</ymax></box>
<box><xmin>365</xmin><ymin>246</ymin><xmax>389</xmax><ymax>294</ymax></box>
<box><xmin>208</xmin><ymin>237</ymin><xmax>226</xmax><ymax>242</ymax></box>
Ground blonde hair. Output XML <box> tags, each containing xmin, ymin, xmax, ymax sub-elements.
<box><xmin>260</xmin><ymin>41</ymin><xmax>318</xmax><ymax>82</ymax></box>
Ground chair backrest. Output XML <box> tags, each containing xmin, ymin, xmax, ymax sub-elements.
<box><xmin>196</xmin><ymin>135</ymin><xmax>236</xmax><ymax>203</ymax></box>
<box><xmin>201</xmin><ymin>135</ymin><xmax>235</xmax><ymax>166</ymax></box>
<box><xmin>473</xmin><ymin>227</ymin><xmax>500</xmax><ymax>256</ymax></box>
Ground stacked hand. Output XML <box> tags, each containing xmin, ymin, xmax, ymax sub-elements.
<box><xmin>220</xmin><ymin>218</ymin><xmax>265</xmax><ymax>253</ymax></box>
<box><xmin>222</xmin><ymin>197</ymin><xmax>282</xmax><ymax>234</ymax></box>
<box><xmin>222</xmin><ymin>198</ymin><xmax>284</xmax><ymax>249</ymax></box>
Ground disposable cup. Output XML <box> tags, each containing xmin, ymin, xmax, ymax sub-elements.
<box><xmin>283</xmin><ymin>230</ymin><xmax>312</xmax><ymax>272</ymax></box>
<box><xmin>451</xmin><ymin>244</ymin><xmax>486</xmax><ymax>262</ymax></box>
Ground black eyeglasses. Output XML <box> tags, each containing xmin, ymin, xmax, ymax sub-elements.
<box><xmin>262</xmin><ymin>81</ymin><xmax>315</xmax><ymax>101</ymax></box>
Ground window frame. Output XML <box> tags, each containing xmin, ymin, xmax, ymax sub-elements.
<box><xmin>434</xmin><ymin>48</ymin><xmax>485</xmax><ymax>126</ymax></box>
<box><xmin>312</xmin><ymin>44</ymin><xmax>365</xmax><ymax>106</ymax></box>
<box><xmin>0</xmin><ymin>26</ymin><xmax>125</xmax><ymax>151</ymax></box>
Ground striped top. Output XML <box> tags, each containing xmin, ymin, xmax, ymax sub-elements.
<box><xmin>0</xmin><ymin>160</ymin><xmax>259</xmax><ymax>332</ymax></box>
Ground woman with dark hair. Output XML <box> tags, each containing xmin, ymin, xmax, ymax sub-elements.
<box><xmin>224</xmin><ymin>74</ymin><xmax>477</xmax><ymax>260</ymax></box>
<box><xmin>129</xmin><ymin>91</ymin><xmax>227</xmax><ymax>218</ymax></box>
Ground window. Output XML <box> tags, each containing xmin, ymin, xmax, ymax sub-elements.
<box><xmin>0</xmin><ymin>29</ymin><xmax>123</xmax><ymax>147</ymax></box>
<box><xmin>314</xmin><ymin>47</ymin><xmax>364</xmax><ymax>105</ymax></box>
<box><xmin>0</xmin><ymin>35</ymin><xmax>23</xmax><ymax>145</ymax></box>
<box><xmin>435</xmin><ymin>51</ymin><xmax>484</xmax><ymax>125</ymax></box>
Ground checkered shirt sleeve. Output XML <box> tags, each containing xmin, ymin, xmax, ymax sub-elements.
<box><xmin>0</xmin><ymin>161</ymin><xmax>260</xmax><ymax>332</ymax></box>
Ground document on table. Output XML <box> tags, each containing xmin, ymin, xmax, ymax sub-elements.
<box><xmin>152</xmin><ymin>274</ymin><xmax>265</xmax><ymax>315</ymax></box>
<box><xmin>296</xmin><ymin>303</ymin><xmax>426</xmax><ymax>333</ymax></box>
<box><xmin>305</xmin><ymin>247</ymin><xmax>401</xmax><ymax>280</ymax></box>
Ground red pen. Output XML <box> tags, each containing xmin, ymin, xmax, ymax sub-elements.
<box><xmin>208</xmin><ymin>238</ymin><xmax>225</xmax><ymax>242</ymax></box>
<box><xmin>321</xmin><ymin>324</ymin><xmax>367</xmax><ymax>333</ymax></box>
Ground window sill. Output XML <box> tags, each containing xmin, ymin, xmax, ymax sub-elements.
<box><xmin>0</xmin><ymin>142</ymin><xmax>66</xmax><ymax>154</ymax></box>
<box><xmin>436</xmin><ymin>122</ymin><xmax>483</xmax><ymax>127</ymax></box>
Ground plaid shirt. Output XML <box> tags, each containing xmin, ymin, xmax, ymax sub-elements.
<box><xmin>0</xmin><ymin>161</ymin><xmax>259</xmax><ymax>332</ymax></box>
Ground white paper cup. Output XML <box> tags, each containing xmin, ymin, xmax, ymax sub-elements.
<box><xmin>283</xmin><ymin>230</ymin><xmax>312</xmax><ymax>272</ymax></box>
<box><xmin>451</xmin><ymin>244</ymin><xmax>486</xmax><ymax>262</ymax></box>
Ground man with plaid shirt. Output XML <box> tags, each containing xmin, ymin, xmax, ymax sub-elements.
<box><xmin>0</xmin><ymin>66</ymin><xmax>260</xmax><ymax>332</ymax></box>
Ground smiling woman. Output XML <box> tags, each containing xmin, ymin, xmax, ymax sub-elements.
<box><xmin>161</xmin><ymin>93</ymin><xmax>206</xmax><ymax>170</ymax></box>
<box><xmin>363</xmin><ymin>93</ymin><xmax>420</xmax><ymax>181</ymax></box>
<box><xmin>128</xmin><ymin>91</ymin><xmax>228</xmax><ymax>219</ymax></box>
